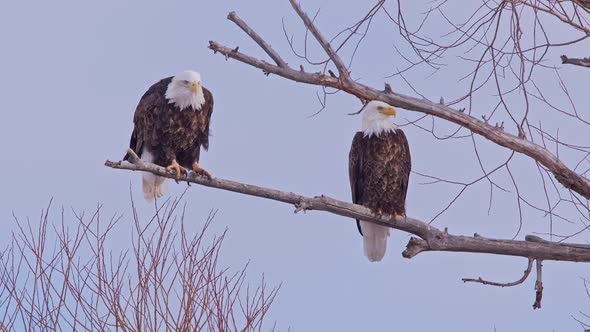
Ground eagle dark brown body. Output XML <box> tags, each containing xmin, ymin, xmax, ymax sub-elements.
<box><xmin>125</xmin><ymin>77</ymin><xmax>214</xmax><ymax>169</ymax></box>
<box><xmin>348</xmin><ymin>130</ymin><xmax>411</xmax><ymax>235</ymax></box>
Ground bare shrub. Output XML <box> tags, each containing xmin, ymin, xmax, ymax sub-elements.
<box><xmin>0</xmin><ymin>193</ymin><xmax>279</xmax><ymax>331</ymax></box>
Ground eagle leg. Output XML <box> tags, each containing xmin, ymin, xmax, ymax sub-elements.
<box><xmin>192</xmin><ymin>162</ymin><xmax>212</xmax><ymax>179</ymax></box>
<box><xmin>166</xmin><ymin>160</ymin><xmax>187</xmax><ymax>181</ymax></box>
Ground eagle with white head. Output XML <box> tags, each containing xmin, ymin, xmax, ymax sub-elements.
<box><xmin>349</xmin><ymin>100</ymin><xmax>411</xmax><ymax>262</ymax></box>
<box><xmin>125</xmin><ymin>70</ymin><xmax>214</xmax><ymax>201</ymax></box>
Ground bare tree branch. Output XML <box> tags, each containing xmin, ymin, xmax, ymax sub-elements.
<box><xmin>207</xmin><ymin>9</ymin><xmax>590</xmax><ymax>200</ymax></box>
<box><xmin>561</xmin><ymin>54</ymin><xmax>590</xmax><ymax>68</ymax></box>
<box><xmin>105</xmin><ymin>150</ymin><xmax>590</xmax><ymax>263</ymax></box>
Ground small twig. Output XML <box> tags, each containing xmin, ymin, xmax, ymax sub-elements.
<box><xmin>384</xmin><ymin>83</ymin><xmax>393</xmax><ymax>94</ymax></box>
<box><xmin>347</xmin><ymin>103</ymin><xmax>367</xmax><ymax>115</ymax></box>
<box><xmin>462</xmin><ymin>258</ymin><xmax>534</xmax><ymax>287</ymax></box>
<box><xmin>517</xmin><ymin>124</ymin><xmax>526</xmax><ymax>139</ymax></box>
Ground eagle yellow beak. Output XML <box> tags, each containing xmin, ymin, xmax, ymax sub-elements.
<box><xmin>380</xmin><ymin>107</ymin><xmax>397</xmax><ymax>117</ymax></box>
<box><xmin>189</xmin><ymin>82</ymin><xmax>200</xmax><ymax>94</ymax></box>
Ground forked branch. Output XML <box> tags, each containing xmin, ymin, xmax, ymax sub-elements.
<box><xmin>105</xmin><ymin>149</ymin><xmax>590</xmax><ymax>263</ymax></box>
<box><xmin>462</xmin><ymin>258</ymin><xmax>535</xmax><ymax>287</ymax></box>
<box><xmin>462</xmin><ymin>257</ymin><xmax>545</xmax><ymax>310</ymax></box>
<box><xmin>207</xmin><ymin>5</ymin><xmax>590</xmax><ymax>200</ymax></box>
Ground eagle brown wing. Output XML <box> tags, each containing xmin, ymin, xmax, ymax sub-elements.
<box><xmin>198</xmin><ymin>87</ymin><xmax>214</xmax><ymax>151</ymax></box>
<box><xmin>349</xmin><ymin>132</ymin><xmax>365</xmax><ymax>234</ymax></box>
<box><xmin>394</xmin><ymin>130</ymin><xmax>411</xmax><ymax>211</ymax></box>
<box><xmin>124</xmin><ymin>77</ymin><xmax>171</xmax><ymax>161</ymax></box>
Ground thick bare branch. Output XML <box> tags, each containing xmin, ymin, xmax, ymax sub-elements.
<box><xmin>208</xmin><ymin>13</ymin><xmax>590</xmax><ymax>200</ymax></box>
<box><xmin>561</xmin><ymin>55</ymin><xmax>590</xmax><ymax>68</ymax></box>
<box><xmin>105</xmin><ymin>150</ymin><xmax>590</xmax><ymax>263</ymax></box>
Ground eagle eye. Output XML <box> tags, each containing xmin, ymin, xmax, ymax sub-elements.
<box><xmin>376</xmin><ymin>106</ymin><xmax>384</xmax><ymax>110</ymax></box>
<box><xmin>182</xmin><ymin>80</ymin><xmax>189</xmax><ymax>84</ymax></box>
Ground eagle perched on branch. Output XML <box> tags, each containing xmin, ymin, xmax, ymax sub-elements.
<box><xmin>349</xmin><ymin>101</ymin><xmax>411</xmax><ymax>262</ymax></box>
<box><xmin>124</xmin><ymin>70</ymin><xmax>214</xmax><ymax>201</ymax></box>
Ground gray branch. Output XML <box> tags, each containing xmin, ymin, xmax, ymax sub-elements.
<box><xmin>105</xmin><ymin>149</ymin><xmax>590</xmax><ymax>263</ymax></box>
<box><xmin>208</xmin><ymin>7</ymin><xmax>590</xmax><ymax>200</ymax></box>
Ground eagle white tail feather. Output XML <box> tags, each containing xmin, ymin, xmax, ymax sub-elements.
<box><xmin>360</xmin><ymin>221</ymin><xmax>390</xmax><ymax>262</ymax></box>
<box><xmin>140</xmin><ymin>149</ymin><xmax>168</xmax><ymax>202</ymax></box>
<box><xmin>142</xmin><ymin>173</ymin><xmax>168</xmax><ymax>202</ymax></box>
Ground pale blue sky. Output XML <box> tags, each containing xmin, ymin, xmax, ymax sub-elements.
<box><xmin>1</xmin><ymin>1</ymin><xmax>589</xmax><ymax>331</ymax></box>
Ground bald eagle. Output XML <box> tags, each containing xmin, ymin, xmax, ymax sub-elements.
<box><xmin>124</xmin><ymin>70</ymin><xmax>214</xmax><ymax>202</ymax></box>
<box><xmin>349</xmin><ymin>101</ymin><xmax>411</xmax><ymax>262</ymax></box>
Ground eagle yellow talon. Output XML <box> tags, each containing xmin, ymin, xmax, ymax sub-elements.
<box><xmin>192</xmin><ymin>162</ymin><xmax>212</xmax><ymax>179</ymax></box>
<box><xmin>166</xmin><ymin>161</ymin><xmax>186</xmax><ymax>181</ymax></box>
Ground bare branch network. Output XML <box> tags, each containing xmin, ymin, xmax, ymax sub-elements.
<box><xmin>208</xmin><ymin>0</ymin><xmax>590</xmax><ymax>201</ymax></box>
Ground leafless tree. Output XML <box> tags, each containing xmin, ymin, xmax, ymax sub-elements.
<box><xmin>0</xmin><ymin>193</ymin><xmax>279</xmax><ymax>331</ymax></box>
<box><xmin>106</xmin><ymin>0</ymin><xmax>590</xmax><ymax>310</ymax></box>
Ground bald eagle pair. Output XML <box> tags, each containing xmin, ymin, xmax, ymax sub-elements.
<box><xmin>126</xmin><ymin>71</ymin><xmax>410</xmax><ymax>262</ymax></box>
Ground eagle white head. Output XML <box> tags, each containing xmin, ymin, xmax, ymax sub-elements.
<box><xmin>361</xmin><ymin>100</ymin><xmax>398</xmax><ymax>138</ymax></box>
<box><xmin>165</xmin><ymin>70</ymin><xmax>206</xmax><ymax>111</ymax></box>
